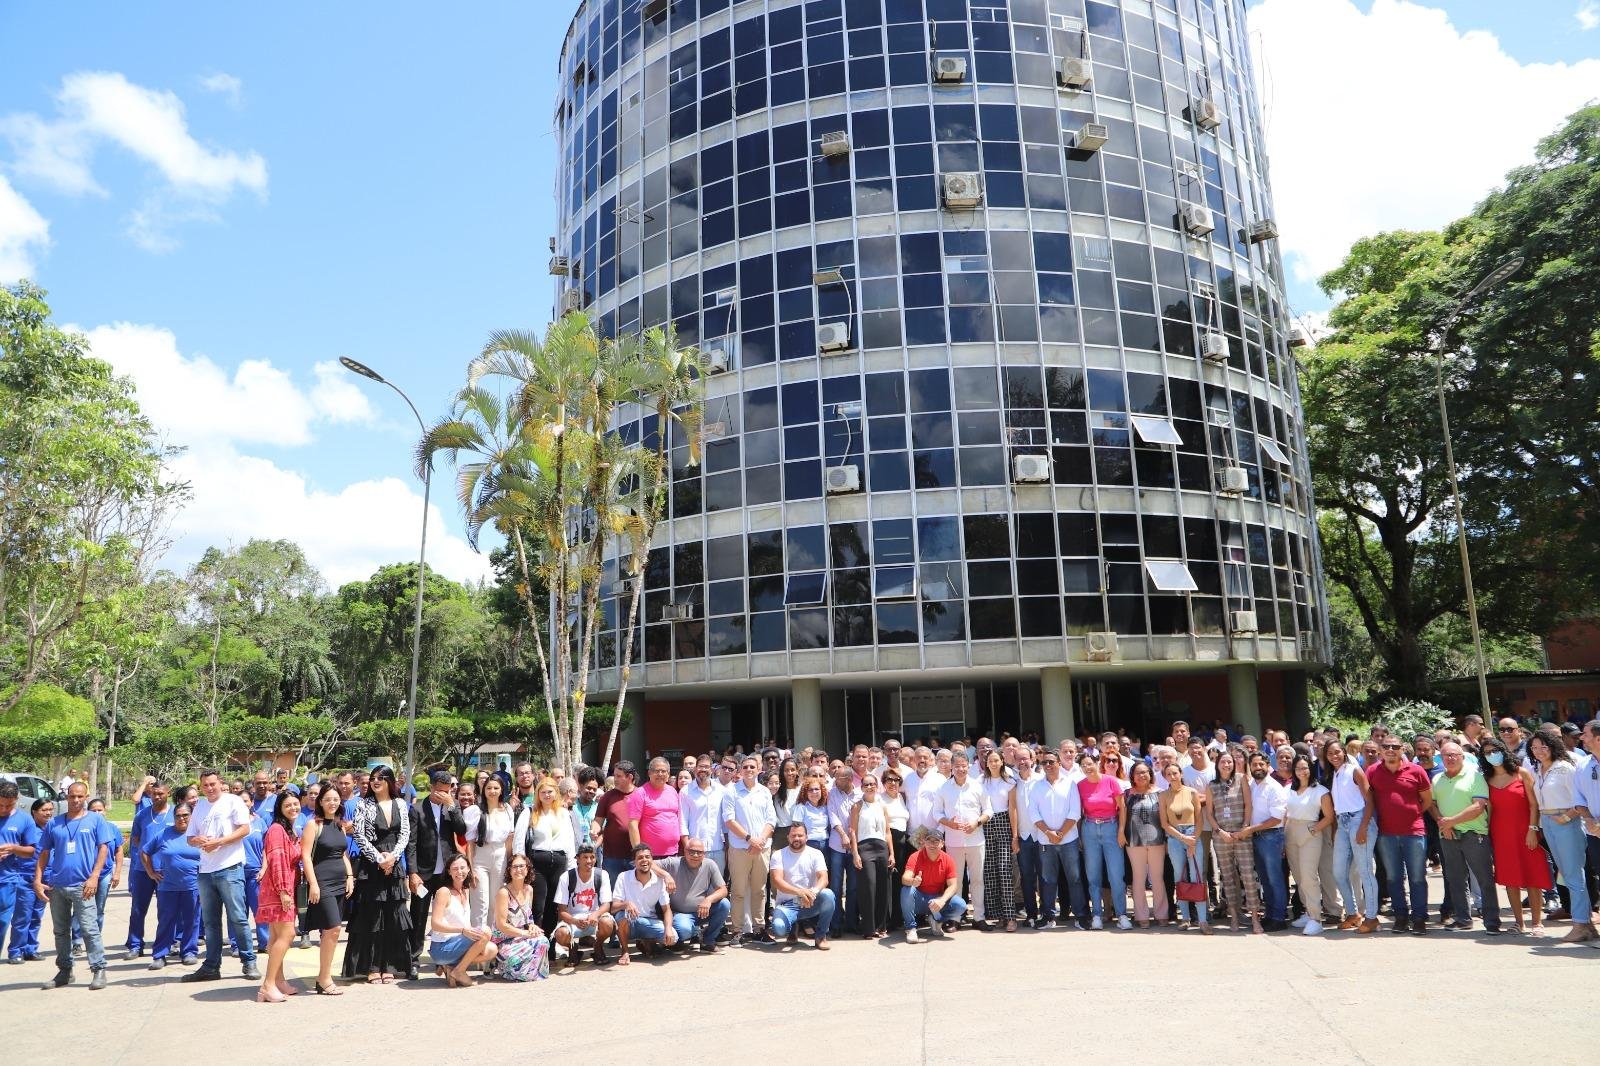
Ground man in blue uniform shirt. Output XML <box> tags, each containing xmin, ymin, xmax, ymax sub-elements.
<box><xmin>33</xmin><ymin>782</ymin><xmax>114</xmax><ymax>989</ymax></box>
<box><xmin>0</xmin><ymin>782</ymin><xmax>42</xmax><ymax>962</ymax></box>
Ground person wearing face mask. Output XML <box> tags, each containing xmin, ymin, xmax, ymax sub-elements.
<box><xmin>1480</xmin><ymin>735</ymin><xmax>1549</xmax><ymax>935</ymax></box>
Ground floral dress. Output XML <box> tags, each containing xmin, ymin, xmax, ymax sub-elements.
<box><xmin>493</xmin><ymin>888</ymin><xmax>550</xmax><ymax>982</ymax></box>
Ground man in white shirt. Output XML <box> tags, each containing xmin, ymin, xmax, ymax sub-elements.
<box><xmin>610</xmin><ymin>843</ymin><xmax>676</xmax><ymax>965</ymax></box>
<box><xmin>1012</xmin><ymin>745</ymin><xmax>1041</xmax><ymax>924</ymax></box>
<box><xmin>182</xmin><ymin>769</ymin><xmax>259</xmax><ymax>981</ymax></box>
<box><xmin>768</xmin><ymin>823</ymin><xmax>835</xmax><ymax>950</ymax></box>
<box><xmin>1028</xmin><ymin>750</ymin><xmax>1087</xmax><ymax>928</ymax></box>
<box><xmin>935</xmin><ymin>753</ymin><xmax>993</xmax><ymax>929</ymax></box>
<box><xmin>553</xmin><ymin>844</ymin><xmax>616</xmax><ymax>967</ymax></box>
<box><xmin>720</xmin><ymin>755</ymin><xmax>777</xmax><ymax>941</ymax></box>
<box><xmin>1243</xmin><ymin>752</ymin><xmax>1291</xmax><ymax>931</ymax></box>
<box><xmin>904</xmin><ymin>747</ymin><xmax>945</xmax><ymax>834</ymax></box>
<box><xmin>823</xmin><ymin>764</ymin><xmax>861</xmax><ymax>937</ymax></box>
<box><xmin>678</xmin><ymin>760</ymin><xmax>726</xmax><ymax>875</ymax></box>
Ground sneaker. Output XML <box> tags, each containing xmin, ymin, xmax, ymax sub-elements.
<box><xmin>904</xmin><ymin>928</ymin><xmax>920</xmax><ymax>944</ymax></box>
<box><xmin>1390</xmin><ymin>921</ymin><xmax>1410</xmax><ymax>935</ymax></box>
<box><xmin>1303</xmin><ymin>919</ymin><xmax>1324</xmax><ymax>936</ymax></box>
<box><xmin>1410</xmin><ymin>919</ymin><xmax>1427</xmax><ymax>936</ymax></box>
<box><xmin>1452</xmin><ymin>920</ymin><xmax>1474</xmax><ymax>932</ymax></box>
<box><xmin>181</xmin><ymin>953</ymin><xmax>198</xmax><ymax>966</ymax></box>
<box><xmin>124</xmin><ymin>947</ymin><xmax>144</xmax><ymax>961</ymax></box>
<box><xmin>242</xmin><ymin>963</ymin><xmax>261</xmax><ymax>980</ymax></box>
<box><xmin>1031</xmin><ymin>917</ymin><xmax>1050</xmax><ymax>930</ymax></box>
<box><xmin>71</xmin><ymin>943</ymin><xmax>85</xmax><ymax>958</ymax></box>
<box><xmin>148</xmin><ymin>957</ymin><xmax>166</xmax><ymax>971</ymax></box>
<box><xmin>89</xmin><ymin>968</ymin><xmax>107</xmax><ymax>991</ymax></box>
<box><xmin>1291</xmin><ymin>915</ymin><xmax>1309</xmax><ymax>929</ymax></box>
<box><xmin>42</xmin><ymin>970</ymin><xmax>73</xmax><ymax>989</ymax></box>
<box><xmin>7</xmin><ymin>956</ymin><xmax>22</xmax><ymax>965</ymax></box>
<box><xmin>1091</xmin><ymin>916</ymin><xmax>1104</xmax><ymax>931</ymax></box>
<box><xmin>924</xmin><ymin>923</ymin><xmax>942</xmax><ymax>938</ymax></box>
<box><xmin>1116</xmin><ymin>915</ymin><xmax>1132</xmax><ymax>931</ymax></box>
<box><xmin>941</xmin><ymin>921</ymin><xmax>959</xmax><ymax>934</ymax></box>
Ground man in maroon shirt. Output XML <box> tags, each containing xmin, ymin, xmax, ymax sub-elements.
<box><xmin>597</xmin><ymin>761</ymin><xmax>638</xmax><ymax>886</ymax></box>
<box><xmin>1366</xmin><ymin>740</ymin><xmax>1434</xmax><ymax>935</ymax></box>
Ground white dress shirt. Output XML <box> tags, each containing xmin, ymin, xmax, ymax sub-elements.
<box><xmin>1248</xmin><ymin>776</ymin><xmax>1290</xmax><ymax>828</ymax></box>
<box><xmin>935</xmin><ymin>776</ymin><xmax>992</xmax><ymax>849</ymax></box>
<box><xmin>1026</xmin><ymin>774</ymin><xmax>1083</xmax><ymax>844</ymax></box>
<box><xmin>678</xmin><ymin>779</ymin><xmax>725</xmax><ymax>852</ymax></box>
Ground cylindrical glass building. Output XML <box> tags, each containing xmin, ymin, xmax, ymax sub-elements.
<box><xmin>554</xmin><ymin>0</ymin><xmax>1329</xmax><ymax>756</ymax></box>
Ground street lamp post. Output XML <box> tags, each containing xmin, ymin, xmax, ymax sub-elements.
<box><xmin>340</xmin><ymin>356</ymin><xmax>430</xmax><ymax>794</ymax></box>
<box><xmin>1428</xmin><ymin>256</ymin><xmax>1522</xmax><ymax>720</ymax></box>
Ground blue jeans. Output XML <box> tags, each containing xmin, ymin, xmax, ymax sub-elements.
<box><xmin>1252</xmin><ymin>827</ymin><xmax>1287</xmax><ymax>922</ymax></box>
<box><xmin>197</xmin><ymin>864</ymin><xmax>256</xmax><ymax>971</ymax></box>
<box><xmin>670</xmin><ymin>898</ymin><xmax>732</xmax><ymax>946</ymax></box>
<box><xmin>49</xmin><ymin>883</ymin><xmax>105</xmax><ymax>972</ymax></box>
<box><xmin>601</xmin><ymin>855</ymin><xmax>632</xmax><ymax>887</ymax></box>
<box><xmin>900</xmin><ymin>887</ymin><xmax>966</xmax><ymax>929</ymax></box>
<box><xmin>151</xmin><ymin>889</ymin><xmax>200</xmax><ymax>960</ymax></box>
<box><xmin>125</xmin><ymin>866</ymin><xmax>157</xmax><ymax>951</ymax></box>
<box><xmin>1015</xmin><ymin>838</ymin><xmax>1041</xmax><ymax>920</ymax></box>
<box><xmin>1377</xmin><ymin>833</ymin><xmax>1428</xmax><ymax>922</ymax></box>
<box><xmin>770</xmin><ymin>889</ymin><xmax>837</xmax><ymax>939</ymax></box>
<box><xmin>824</xmin><ymin>847</ymin><xmax>856</xmax><ymax>935</ymax></box>
<box><xmin>1542</xmin><ymin>815</ymin><xmax>1591</xmax><ymax>924</ymax></box>
<box><xmin>1168</xmin><ymin>835</ymin><xmax>1209</xmax><ymax>924</ymax></box>
<box><xmin>231</xmin><ymin>866</ymin><xmax>267</xmax><ymax>953</ymax></box>
<box><xmin>621</xmin><ymin>914</ymin><xmax>666</xmax><ymax>943</ymax></box>
<box><xmin>1038</xmin><ymin>838</ymin><xmax>1088</xmax><ymax>922</ymax></box>
<box><xmin>1081</xmin><ymin>819</ymin><xmax>1126</xmax><ymax>918</ymax></box>
<box><xmin>72</xmin><ymin>874</ymin><xmax>113</xmax><ymax>947</ymax></box>
<box><xmin>1333</xmin><ymin>812</ymin><xmax>1378</xmax><ymax>920</ymax></box>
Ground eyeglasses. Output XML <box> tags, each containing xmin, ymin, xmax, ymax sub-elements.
<box><xmin>1498</xmin><ymin>727</ymin><xmax>1518</xmax><ymax>733</ymax></box>
<box><xmin>686</xmin><ymin>850</ymin><xmax>706</xmax><ymax>856</ymax></box>
<box><xmin>1381</xmin><ymin>744</ymin><xmax>1403</xmax><ymax>751</ymax></box>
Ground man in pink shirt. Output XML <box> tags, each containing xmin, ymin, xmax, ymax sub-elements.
<box><xmin>628</xmin><ymin>758</ymin><xmax>682</xmax><ymax>858</ymax></box>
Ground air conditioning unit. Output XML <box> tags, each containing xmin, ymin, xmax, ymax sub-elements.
<box><xmin>547</xmin><ymin>236</ymin><xmax>557</xmax><ymax>253</ymax></box>
<box><xmin>1288</xmin><ymin>327</ymin><xmax>1311</xmax><ymax>349</ymax></box>
<box><xmin>1230</xmin><ymin>610</ymin><xmax>1259</xmax><ymax>635</ymax></box>
<box><xmin>1215</xmin><ymin>466</ymin><xmax>1249</xmax><ymax>495</ymax></box>
<box><xmin>817</xmin><ymin>321</ymin><xmax>851</xmax><ymax>354</ymax></box>
<box><xmin>1012</xmin><ymin>454</ymin><xmax>1050</xmax><ymax>483</ymax></box>
<box><xmin>1074</xmin><ymin>122</ymin><xmax>1109</xmax><ymax>152</ymax></box>
<box><xmin>942</xmin><ymin>171</ymin><xmax>983</xmax><ymax>208</ymax></box>
<box><xmin>1201</xmin><ymin>332</ymin><xmax>1229</xmax><ymax>362</ymax></box>
<box><xmin>1248</xmin><ymin>218</ymin><xmax>1279</xmax><ymax>244</ymax></box>
<box><xmin>702</xmin><ymin>420</ymin><xmax>728</xmax><ymax>440</ymax></box>
<box><xmin>663</xmin><ymin>602</ymin><xmax>695</xmax><ymax>622</ymax></box>
<box><xmin>933</xmin><ymin>55</ymin><xmax>968</xmax><ymax>82</ymax></box>
<box><xmin>820</xmin><ymin>130</ymin><xmax>851</xmax><ymax>158</ymax></box>
<box><xmin>825</xmin><ymin>463</ymin><xmax>862</xmax><ymax>495</ymax></box>
<box><xmin>1086</xmin><ymin>631</ymin><xmax>1120</xmax><ymax>662</ymax></box>
<box><xmin>548</xmin><ymin>255</ymin><xmax>571</xmax><ymax>276</ymax></box>
<box><xmin>560</xmin><ymin>290</ymin><xmax>584</xmax><ymax>314</ymax></box>
<box><xmin>1192</xmin><ymin>97</ymin><xmax>1222</xmax><ymax>130</ymax></box>
<box><xmin>1179</xmin><ymin>202</ymin><xmax>1215</xmax><ymax>237</ymax></box>
<box><xmin>704</xmin><ymin>346</ymin><xmax>730</xmax><ymax>374</ymax></box>
<box><xmin>1057</xmin><ymin>57</ymin><xmax>1093</xmax><ymax>88</ymax></box>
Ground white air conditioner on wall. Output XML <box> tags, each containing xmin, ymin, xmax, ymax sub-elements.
<box><xmin>825</xmin><ymin>464</ymin><xmax>862</xmax><ymax>494</ymax></box>
<box><xmin>1192</xmin><ymin>97</ymin><xmax>1222</xmax><ymax>130</ymax></box>
<box><xmin>1086</xmin><ymin>631</ymin><xmax>1120</xmax><ymax>662</ymax></box>
<box><xmin>1057</xmin><ymin>57</ymin><xmax>1092</xmax><ymax>88</ymax></box>
<box><xmin>1248</xmin><ymin>218</ymin><xmax>1279</xmax><ymax>243</ymax></box>
<box><xmin>560</xmin><ymin>290</ymin><xmax>584</xmax><ymax>314</ymax></box>
<box><xmin>817</xmin><ymin>321</ymin><xmax>851</xmax><ymax>354</ymax></box>
<box><xmin>1230</xmin><ymin>610</ymin><xmax>1259</xmax><ymax>635</ymax></box>
<box><xmin>1011</xmin><ymin>454</ymin><xmax>1050</xmax><ymax>483</ymax></box>
<box><xmin>1201</xmin><ymin>332</ymin><xmax>1229</xmax><ymax>362</ymax></box>
<box><xmin>1215</xmin><ymin>466</ymin><xmax>1249</xmax><ymax>495</ymax></box>
<box><xmin>1074</xmin><ymin>122</ymin><xmax>1109</xmax><ymax>151</ymax></box>
<box><xmin>934</xmin><ymin>55</ymin><xmax>968</xmax><ymax>82</ymax></box>
<box><xmin>663</xmin><ymin>603</ymin><xmax>695</xmax><ymax>622</ymax></box>
<box><xmin>704</xmin><ymin>346</ymin><xmax>730</xmax><ymax>374</ymax></box>
<box><xmin>942</xmin><ymin>172</ymin><xmax>983</xmax><ymax>208</ymax></box>
<box><xmin>548</xmin><ymin>256</ymin><xmax>571</xmax><ymax>276</ymax></box>
<box><xmin>1179</xmin><ymin>202</ymin><xmax>1215</xmax><ymax>237</ymax></box>
<box><xmin>701</xmin><ymin>421</ymin><xmax>728</xmax><ymax>440</ymax></box>
<box><xmin>820</xmin><ymin>130</ymin><xmax>851</xmax><ymax>158</ymax></box>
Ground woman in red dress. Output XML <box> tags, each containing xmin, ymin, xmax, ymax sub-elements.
<box><xmin>1481</xmin><ymin>736</ymin><xmax>1551</xmax><ymax>935</ymax></box>
<box><xmin>257</xmin><ymin>791</ymin><xmax>303</xmax><ymax>1002</ymax></box>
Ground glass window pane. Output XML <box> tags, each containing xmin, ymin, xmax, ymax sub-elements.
<box><xmin>1144</xmin><ymin>560</ymin><xmax>1198</xmax><ymax>592</ymax></box>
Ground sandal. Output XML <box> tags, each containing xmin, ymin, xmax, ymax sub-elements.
<box><xmin>366</xmin><ymin>972</ymin><xmax>381</xmax><ymax>984</ymax></box>
<box><xmin>379</xmin><ymin>972</ymin><xmax>394</xmax><ymax>984</ymax></box>
<box><xmin>1004</xmin><ymin>920</ymin><xmax>1017</xmax><ymax>933</ymax></box>
<box><xmin>314</xmin><ymin>981</ymin><xmax>343</xmax><ymax>995</ymax></box>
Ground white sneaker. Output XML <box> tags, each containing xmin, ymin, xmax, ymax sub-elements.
<box><xmin>904</xmin><ymin>928</ymin><xmax>919</xmax><ymax>944</ymax></box>
<box><xmin>1303</xmin><ymin>919</ymin><xmax>1324</xmax><ymax>936</ymax></box>
<box><xmin>1091</xmin><ymin>916</ymin><xmax>1104</xmax><ymax>931</ymax></box>
<box><xmin>1292</xmin><ymin>915</ymin><xmax>1309</xmax><ymax>929</ymax></box>
<box><xmin>1116</xmin><ymin>915</ymin><xmax>1133</xmax><ymax>931</ymax></box>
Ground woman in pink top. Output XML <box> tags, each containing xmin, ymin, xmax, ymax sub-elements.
<box><xmin>1076</xmin><ymin>753</ymin><xmax>1130</xmax><ymax>929</ymax></box>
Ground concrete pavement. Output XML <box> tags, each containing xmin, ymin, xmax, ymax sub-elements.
<box><xmin>8</xmin><ymin>878</ymin><xmax>1596</xmax><ymax>1065</ymax></box>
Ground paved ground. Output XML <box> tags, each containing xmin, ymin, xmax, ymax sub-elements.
<box><xmin>9</xmin><ymin>874</ymin><xmax>1596</xmax><ymax>1065</ymax></box>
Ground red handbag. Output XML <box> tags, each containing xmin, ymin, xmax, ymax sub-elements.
<box><xmin>1175</xmin><ymin>850</ymin><xmax>1207</xmax><ymax>903</ymax></box>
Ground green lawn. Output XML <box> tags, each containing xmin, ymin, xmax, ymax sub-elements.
<box><xmin>104</xmin><ymin>798</ymin><xmax>137</xmax><ymax>831</ymax></box>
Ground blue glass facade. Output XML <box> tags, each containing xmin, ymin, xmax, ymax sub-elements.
<box><xmin>558</xmin><ymin>0</ymin><xmax>1329</xmax><ymax>746</ymax></box>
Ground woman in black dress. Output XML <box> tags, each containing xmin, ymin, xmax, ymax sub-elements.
<box><xmin>342</xmin><ymin>765</ymin><xmax>415</xmax><ymax>982</ymax></box>
<box><xmin>300</xmin><ymin>781</ymin><xmax>353</xmax><ymax>994</ymax></box>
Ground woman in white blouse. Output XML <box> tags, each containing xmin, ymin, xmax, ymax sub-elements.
<box><xmin>465</xmin><ymin>774</ymin><xmax>518</xmax><ymax>928</ymax></box>
<box><xmin>1529</xmin><ymin>724</ymin><xmax>1595</xmax><ymax>943</ymax></box>
<box><xmin>849</xmin><ymin>775</ymin><xmax>894</xmax><ymax>938</ymax></box>
<box><xmin>979</xmin><ymin>749</ymin><xmax>1020</xmax><ymax>932</ymax></box>
<box><xmin>881</xmin><ymin>769</ymin><xmax>911</xmax><ymax>929</ymax></box>
<box><xmin>516</xmin><ymin>777</ymin><xmax>577</xmax><ymax>933</ymax></box>
<box><xmin>1284</xmin><ymin>753</ymin><xmax>1335</xmax><ymax>936</ymax></box>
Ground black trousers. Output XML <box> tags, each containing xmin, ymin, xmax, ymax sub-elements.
<box><xmin>408</xmin><ymin>872</ymin><xmax>452</xmax><ymax>962</ymax></box>
<box><xmin>856</xmin><ymin>839</ymin><xmax>892</xmax><ymax>934</ymax></box>
<box><xmin>527</xmin><ymin>849</ymin><xmax>569</xmax><ymax>933</ymax></box>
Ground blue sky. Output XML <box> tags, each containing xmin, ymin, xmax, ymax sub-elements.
<box><xmin>1</xmin><ymin>0</ymin><xmax>1596</xmax><ymax>587</ymax></box>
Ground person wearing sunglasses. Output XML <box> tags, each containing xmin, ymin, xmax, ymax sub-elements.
<box><xmin>142</xmin><ymin>803</ymin><xmax>201</xmax><ymax>972</ymax></box>
<box><xmin>1367</xmin><ymin>739</ymin><xmax>1434</xmax><ymax>935</ymax></box>
<box><xmin>658</xmin><ymin>838</ymin><xmax>730</xmax><ymax>953</ymax></box>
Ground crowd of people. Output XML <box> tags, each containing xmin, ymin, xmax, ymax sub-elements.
<box><xmin>2</xmin><ymin>712</ymin><xmax>1597</xmax><ymax>997</ymax></box>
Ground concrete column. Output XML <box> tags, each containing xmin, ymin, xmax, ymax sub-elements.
<box><xmin>1228</xmin><ymin>663</ymin><xmax>1262</xmax><ymax>740</ymax></box>
<box><xmin>620</xmin><ymin>690</ymin><xmax>646</xmax><ymax>766</ymax></box>
<box><xmin>792</xmin><ymin>677</ymin><xmax>823</xmax><ymax>749</ymax></box>
<box><xmin>1283</xmin><ymin>670</ymin><xmax>1311</xmax><ymax>740</ymax></box>
<box><xmin>1041</xmin><ymin>666</ymin><xmax>1076</xmax><ymax>745</ymax></box>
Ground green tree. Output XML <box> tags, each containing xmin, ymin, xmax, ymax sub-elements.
<box><xmin>0</xmin><ymin>683</ymin><xmax>100</xmax><ymax>766</ymax></box>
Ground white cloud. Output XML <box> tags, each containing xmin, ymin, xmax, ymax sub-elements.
<box><xmin>1579</xmin><ymin>2</ymin><xmax>1600</xmax><ymax>31</ymax></box>
<box><xmin>82</xmin><ymin>322</ymin><xmax>373</xmax><ymax>448</ymax></box>
<box><xmin>1249</xmin><ymin>0</ymin><xmax>1600</xmax><ymax>283</ymax></box>
<box><xmin>80</xmin><ymin>321</ymin><xmax>488</xmax><ymax>587</ymax></box>
<box><xmin>197</xmin><ymin>72</ymin><xmax>244</xmax><ymax>107</ymax></box>
<box><xmin>0</xmin><ymin>174</ymin><xmax>50</xmax><ymax>281</ymax></box>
